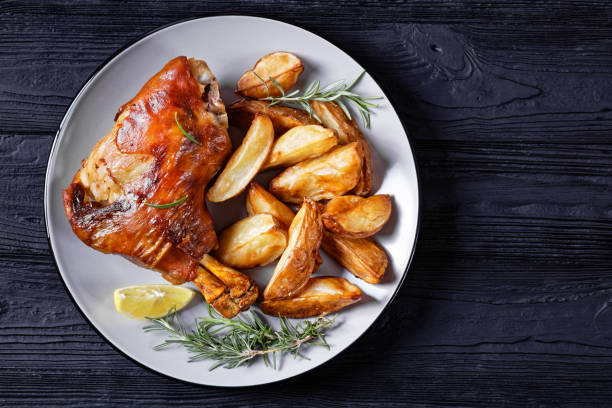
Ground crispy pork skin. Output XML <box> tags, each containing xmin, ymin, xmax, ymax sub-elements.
<box><xmin>63</xmin><ymin>57</ymin><xmax>257</xmax><ymax>316</ymax></box>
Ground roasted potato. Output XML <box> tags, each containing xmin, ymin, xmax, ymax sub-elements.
<box><xmin>320</xmin><ymin>232</ymin><xmax>388</xmax><ymax>284</ymax></box>
<box><xmin>246</xmin><ymin>182</ymin><xmax>295</xmax><ymax>229</ymax></box>
<box><xmin>237</xmin><ymin>52</ymin><xmax>303</xmax><ymax>99</ymax></box>
<box><xmin>262</xmin><ymin>125</ymin><xmax>338</xmax><ymax>169</ymax></box>
<box><xmin>269</xmin><ymin>142</ymin><xmax>364</xmax><ymax>203</ymax></box>
<box><xmin>310</xmin><ymin>100</ymin><xmax>361</xmax><ymax>145</ymax></box>
<box><xmin>322</xmin><ymin>194</ymin><xmax>392</xmax><ymax>238</ymax></box>
<box><xmin>260</xmin><ymin>276</ymin><xmax>362</xmax><ymax>318</ymax></box>
<box><xmin>228</xmin><ymin>99</ymin><xmax>317</xmax><ymax>134</ymax></box>
<box><xmin>207</xmin><ymin>114</ymin><xmax>274</xmax><ymax>202</ymax></box>
<box><xmin>263</xmin><ymin>199</ymin><xmax>323</xmax><ymax>300</ymax></box>
<box><xmin>216</xmin><ymin>214</ymin><xmax>288</xmax><ymax>269</ymax></box>
<box><xmin>245</xmin><ymin>183</ymin><xmax>387</xmax><ymax>283</ymax></box>
<box><xmin>352</xmin><ymin>140</ymin><xmax>373</xmax><ymax>196</ymax></box>
<box><xmin>311</xmin><ymin>101</ymin><xmax>373</xmax><ymax>195</ymax></box>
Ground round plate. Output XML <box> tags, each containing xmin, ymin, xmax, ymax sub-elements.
<box><xmin>44</xmin><ymin>16</ymin><xmax>419</xmax><ymax>387</ymax></box>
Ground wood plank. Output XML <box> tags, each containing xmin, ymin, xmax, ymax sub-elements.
<box><xmin>1</xmin><ymin>1</ymin><xmax>612</xmax><ymax>406</ymax></box>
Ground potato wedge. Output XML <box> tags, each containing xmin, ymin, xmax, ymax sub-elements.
<box><xmin>237</xmin><ymin>52</ymin><xmax>303</xmax><ymax>99</ymax></box>
<box><xmin>263</xmin><ymin>199</ymin><xmax>323</xmax><ymax>300</ymax></box>
<box><xmin>260</xmin><ymin>276</ymin><xmax>361</xmax><ymax>318</ymax></box>
<box><xmin>310</xmin><ymin>100</ymin><xmax>361</xmax><ymax>145</ymax></box>
<box><xmin>245</xmin><ymin>183</ymin><xmax>387</xmax><ymax>283</ymax></box>
<box><xmin>322</xmin><ymin>194</ymin><xmax>392</xmax><ymax>238</ymax></box>
<box><xmin>228</xmin><ymin>99</ymin><xmax>317</xmax><ymax>134</ymax></box>
<box><xmin>311</xmin><ymin>101</ymin><xmax>373</xmax><ymax>195</ymax></box>
<box><xmin>320</xmin><ymin>232</ymin><xmax>388</xmax><ymax>284</ymax></box>
<box><xmin>216</xmin><ymin>214</ymin><xmax>288</xmax><ymax>269</ymax></box>
<box><xmin>269</xmin><ymin>142</ymin><xmax>363</xmax><ymax>203</ymax></box>
<box><xmin>246</xmin><ymin>182</ymin><xmax>295</xmax><ymax>228</ymax></box>
<box><xmin>352</xmin><ymin>140</ymin><xmax>373</xmax><ymax>196</ymax></box>
<box><xmin>207</xmin><ymin>114</ymin><xmax>274</xmax><ymax>202</ymax></box>
<box><xmin>262</xmin><ymin>125</ymin><xmax>338</xmax><ymax>169</ymax></box>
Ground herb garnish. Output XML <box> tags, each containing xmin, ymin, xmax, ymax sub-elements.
<box><xmin>144</xmin><ymin>305</ymin><xmax>336</xmax><ymax>370</ymax></box>
<box><xmin>254</xmin><ymin>71</ymin><xmax>381</xmax><ymax>128</ymax></box>
<box><xmin>144</xmin><ymin>195</ymin><xmax>188</xmax><ymax>209</ymax></box>
<box><xmin>174</xmin><ymin>112</ymin><xmax>200</xmax><ymax>145</ymax></box>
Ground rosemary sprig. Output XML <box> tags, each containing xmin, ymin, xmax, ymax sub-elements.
<box><xmin>174</xmin><ymin>111</ymin><xmax>200</xmax><ymax>145</ymax></box>
<box><xmin>143</xmin><ymin>305</ymin><xmax>336</xmax><ymax>371</ymax></box>
<box><xmin>144</xmin><ymin>195</ymin><xmax>188</xmax><ymax>209</ymax></box>
<box><xmin>254</xmin><ymin>70</ymin><xmax>382</xmax><ymax>128</ymax></box>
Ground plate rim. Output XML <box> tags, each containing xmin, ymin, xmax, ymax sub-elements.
<box><xmin>43</xmin><ymin>14</ymin><xmax>422</xmax><ymax>387</ymax></box>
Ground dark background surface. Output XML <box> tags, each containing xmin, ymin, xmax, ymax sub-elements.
<box><xmin>1</xmin><ymin>1</ymin><xmax>612</xmax><ymax>406</ymax></box>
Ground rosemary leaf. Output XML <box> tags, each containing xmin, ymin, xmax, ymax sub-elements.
<box><xmin>256</xmin><ymin>70</ymin><xmax>382</xmax><ymax>128</ymax></box>
<box><xmin>336</xmin><ymin>99</ymin><xmax>352</xmax><ymax>121</ymax></box>
<box><xmin>174</xmin><ymin>112</ymin><xmax>200</xmax><ymax>145</ymax></box>
<box><xmin>346</xmin><ymin>70</ymin><xmax>366</xmax><ymax>90</ymax></box>
<box><xmin>252</xmin><ymin>71</ymin><xmax>271</xmax><ymax>96</ymax></box>
<box><xmin>144</xmin><ymin>304</ymin><xmax>336</xmax><ymax>370</ymax></box>
<box><xmin>269</xmin><ymin>77</ymin><xmax>286</xmax><ymax>96</ymax></box>
<box><xmin>144</xmin><ymin>195</ymin><xmax>188</xmax><ymax>209</ymax></box>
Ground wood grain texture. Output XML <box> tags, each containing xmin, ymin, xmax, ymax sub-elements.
<box><xmin>1</xmin><ymin>1</ymin><xmax>612</xmax><ymax>406</ymax></box>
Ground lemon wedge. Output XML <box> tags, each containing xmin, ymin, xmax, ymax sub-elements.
<box><xmin>113</xmin><ymin>285</ymin><xmax>195</xmax><ymax>320</ymax></box>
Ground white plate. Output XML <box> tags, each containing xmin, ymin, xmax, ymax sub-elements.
<box><xmin>44</xmin><ymin>16</ymin><xmax>420</xmax><ymax>387</ymax></box>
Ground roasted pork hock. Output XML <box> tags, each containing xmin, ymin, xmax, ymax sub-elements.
<box><xmin>63</xmin><ymin>56</ymin><xmax>257</xmax><ymax>317</ymax></box>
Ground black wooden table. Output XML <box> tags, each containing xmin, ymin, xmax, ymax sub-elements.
<box><xmin>2</xmin><ymin>1</ymin><xmax>611</xmax><ymax>406</ymax></box>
